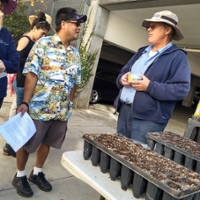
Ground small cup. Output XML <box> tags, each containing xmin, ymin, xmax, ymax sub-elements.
<box><xmin>128</xmin><ymin>73</ymin><xmax>141</xmax><ymax>82</ymax></box>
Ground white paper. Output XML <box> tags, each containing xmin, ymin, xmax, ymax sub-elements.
<box><xmin>0</xmin><ymin>72</ymin><xmax>7</xmax><ymax>79</ymax></box>
<box><xmin>0</xmin><ymin>112</ymin><xmax>36</xmax><ymax>152</ymax></box>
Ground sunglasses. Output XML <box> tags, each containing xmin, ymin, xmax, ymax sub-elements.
<box><xmin>146</xmin><ymin>24</ymin><xmax>158</xmax><ymax>30</ymax></box>
<box><xmin>68</xmin><ymin>21</ymin><xmax>81</xmax><ymax>27</ymax></box>
<box><xmin>146</xmin><ymin>23</ymin><xmax>168</xmax><ymax>30</ymax></box>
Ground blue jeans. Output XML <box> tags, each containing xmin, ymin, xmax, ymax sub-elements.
<box><xmin>117</xmin><ymin>104</ymin><xmax>166</xmax><ymax>144</ymax></box>
<box><xmin>13</xmin><ymin>78</ymin><xmax>24</xmax><ymax>107</ymax></box>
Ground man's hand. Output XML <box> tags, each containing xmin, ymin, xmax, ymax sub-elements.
<box><xmin>17</xmin><ymin>104</ymin><xmax>28</xmax><ymax>117</ymax></box>
<box><xmin>120</xmin><ymin>72</ymin><xmax>131</xmax><ymax>86</ymax></box>
<box><xmin>129</xmin><ymin>74</ymin><xmax>150</xmax><ymax>91</ymax></box>
<box><xmin>0</xmin><ymin>60</ymin><xmax>5</xmax><ymax>73</ymax></box>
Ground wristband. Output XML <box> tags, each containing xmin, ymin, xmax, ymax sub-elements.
<box><xmin>20</xmin><ymin>102</ymin><xmax>29</xmax><ymax>110</ymax></box>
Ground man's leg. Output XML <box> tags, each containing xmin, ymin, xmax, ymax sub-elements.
<box><xmin>130</xmin><ymin>119</ymin><xmax>166</xmax><ymax>144</ymax></box>
<box><xmin>12</xmin><ymin>147</ymin><xmax>33</xmax><ymax>197</ymax></box>
<box><xmin>16</xmin><ymin>147</ymin><xmax>29</xmax><ymax>170</ymax></box>
<box><xmin>28</xmin><ymin>143</ymin><xmax>52</xmax><ymax>192</ymax></box>
<box><xmin>117</xmin><ymin>104</ymin><xmax>132</xmax><ymax>138</ymax></box>
<box><xmin>24</xmin><ymin>120</ymin><xmax>53</xmax><ymax>192</ymax></box>
<box><xmin>35</xmin><ymin>143</ymin><xmax>50</xmax><ymax>168</ymax></box>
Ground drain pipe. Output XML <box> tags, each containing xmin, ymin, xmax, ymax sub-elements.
<box><xmin>182</xmin><ymin>48</ymin><xmax>200</xmax><ymax>53</ymax></box>
<box><xmin>76</xmin><ymin>0</ymin><xmax>91</xmax><ymax>48</ymax></box>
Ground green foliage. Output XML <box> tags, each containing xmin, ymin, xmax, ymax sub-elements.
<box><xmin>4</xmin><ymin>3</ymin><xmax>30</xmax><ymax>43</ymax></box>
<box><xmin>77</xmin><ymin>16</ymin><xmax>99</xmax><ymax>93</ymax></box>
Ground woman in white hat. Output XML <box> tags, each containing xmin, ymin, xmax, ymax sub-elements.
<box><xmin>3</xmin><ymin>12</ymin><xmax>53</xmax><ymax>157</ymax></box>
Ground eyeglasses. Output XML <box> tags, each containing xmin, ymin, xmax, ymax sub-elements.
<box><xmin>146</xmin><ymin>23</ymin><xmax>168</xmax><ymax>30</ymax></box>
<box><xmin>146</xmin><ymin>24</ymin><xmax>158</xmax><ymax>30</ymax></box>
<box><xmin>68</xmin><ymin>21</ymin><xmax>81</xmax><ymax>27</ymax></box>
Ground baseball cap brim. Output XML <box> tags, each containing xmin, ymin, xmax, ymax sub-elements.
<box><xmin>69</xmin><ymin>14</ymin><xmax>87</xmax><ymax>23</ymax></box>
<box><xmin>3</xmin><ymin>0</ymin><xmax>17</xmax><ymax>15</ymax></box>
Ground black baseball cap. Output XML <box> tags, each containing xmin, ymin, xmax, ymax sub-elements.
<box><xmin>55</xmin><ymin>8</ymin><xmax>87</xmax><ymax>26</ymax></box>
<box><xmin>68</xmin><ymin>12</ymin><xmax>87</xmax><ymax>23</ymax></box>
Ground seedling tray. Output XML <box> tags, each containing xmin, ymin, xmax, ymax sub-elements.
<box><xmin>83</xmin><ymin>133</ymin><xmax>200</xmax><ymax>200</ymax></box>
<box><xmin>147</xmin><ymin>132</ymin><xmax>200</xmax><ymax>173</ymax></box>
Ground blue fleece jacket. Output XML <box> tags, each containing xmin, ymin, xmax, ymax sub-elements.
<box><xmin>0</xmin><ymin>28</ymin><xmax>20</xmax><ymax>98</ymax></box>
<box><xmin>116</xmin><ymin>44</ymin><xmax>190</xmax><ymax>124</ymax></box>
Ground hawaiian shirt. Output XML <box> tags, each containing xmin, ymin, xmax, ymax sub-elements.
<box><xmin>23</xmin><ymin>34</ymin><xmax>81</xmax><ymax>121</ymax></box>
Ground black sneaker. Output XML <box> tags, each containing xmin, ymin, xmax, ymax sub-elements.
<box><xmin>12</xmin><ymin>174</ymin><xmax>33</xmax><ymax>197</ymax></box>
<box><xmin>28</xmin><ymin>170</ymin><xmax>52</xmax><ymax>192</ymax></box>
<box><xmin>3</xmin><ymin>143</ymin><xmax>16</xmax><ymax>157</ymax></box>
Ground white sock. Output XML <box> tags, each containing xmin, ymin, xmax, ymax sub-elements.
<box><xmin>33</xmin><ymin>166</ymin><xmax>42</xmax><ymax>175</ymax></box>
<box><xmin>17</xmin><ymin>170</ymin><xmax>26</xmax><ymax>177</ymax></box>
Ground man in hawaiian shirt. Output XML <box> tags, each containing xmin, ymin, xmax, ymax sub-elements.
<box><xmin>12</xmin><ymin>7</ymin><xmax>87</xmax><ymax>198</ymax></box>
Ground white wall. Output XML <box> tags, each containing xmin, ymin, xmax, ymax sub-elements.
<box><xmin>104</xmin><ymin>12</ymin><xmax>148</xmax><ymax>53</ymax></box>
<box><xmin>187</xmin><ymin>53</ymin><xmax>200</xmax><ymax>76</ymax></box>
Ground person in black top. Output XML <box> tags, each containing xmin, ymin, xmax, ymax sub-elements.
<box><xmin>3</xmin><ymin>12</ymin><xmax>53</xmax><ymax>157</ymax></box>
<box><xmin>15</xmin><ymin>12</ymin><xmax>52</xmax><ymax>106</ymax></box>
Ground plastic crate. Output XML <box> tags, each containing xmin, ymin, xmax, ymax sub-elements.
<box><xmin>147</xmin><ymin>132</ymin><xmax>200</xmax><ymax>173</ymax></box>
<box><xmin>83</xmin><ymin>133</ymin><xmax>200</xmax><ymax>200</ymax></box>
<box><xmin>184</xmin><ymin>117</ymin><xmax>200</xmax><ymax>142</ymax></box>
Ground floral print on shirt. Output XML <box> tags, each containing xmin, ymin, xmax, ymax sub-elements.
<box><xmin>23</xmin><ymin>34</ymin><xmax>81</xmax><ymax>121</ymax></box>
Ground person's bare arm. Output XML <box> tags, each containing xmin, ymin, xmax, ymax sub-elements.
<box><xmin>17</xmin><ymin>72</ymin><xmax>38</xmax><ymax>116</ymax></box>
<box><xmin>17</xmin><ymin>37</ymin><xmax>29</xmax><ymax>51</ymax></box>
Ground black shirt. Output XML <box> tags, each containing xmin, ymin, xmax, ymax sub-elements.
<box><xmin>16</xmin><ymin>35</ymin><xmax>35</xmax><ymax>87</ymax></box>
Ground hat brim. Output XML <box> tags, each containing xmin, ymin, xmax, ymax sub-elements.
<box><xmin>3</xmin><ymin>0</ymin><xmax>17</xmax><ymax>15</ymax></box>
<box><xmin>29</xmin><ymin>15</ymin><xmax>55</xmax><ymax>32</ymax></box>
<box><xmin>142</xmin><ymin>18</ymin><xmax>184</xmax><ymax>41</ymax></box>
<box><xmin>69</xmin><ymin>14</ymin><xmax>87</xmax><ymax>23</ymax></box>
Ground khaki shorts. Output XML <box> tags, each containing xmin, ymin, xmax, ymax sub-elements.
<box><xmin>24</xmin><ymin>120</ymin><xmax>68</xmax><ymax>153</ymax></box>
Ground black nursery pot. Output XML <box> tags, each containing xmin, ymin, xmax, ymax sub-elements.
<box><xmin>100</xmin><ymin>151</ymin><xmax>110</xmax><ymax>173</ymax></box>
<box><xmin>145</xmin><ymin>182</ymin><xmax>163</xmax><ymax>200</ymax></box>
<box><xmin>83</xmin><ymin>140</ymin><xmax>92</xmax><ymax>160</ymax></box>
<box><xmin>132</xmin><ymin>173</ymin><xmax>148</xmax><ymax>198</ymax></box>
<box><xmin>91</xmin><ymin>146</ymin><xmax>101</xmax><ymax>166</ymax></box>
<box><xmin>162</xmin><ymin>191</ymin><xmax>194</xmax><ymax>200</ymax></box>
<box><xmin>109</xmin><ymin>157</ymin><xmax>121</xmax><ymax>181</ymax></box>
<box><xmin>120</xmin><ymin>165</ymin><xmax>134</xmax><ymax>191</ymax></box>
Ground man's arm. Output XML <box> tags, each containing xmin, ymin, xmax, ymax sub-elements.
<box><xmin>1</xmin><ymin>30</ymin><xmax>20</xmax><ymax>73</ymax></box>
<box><xmin>17</xmin><ymin>72</ymin><xmax>38</xmax><ymax>116</ymax></box>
